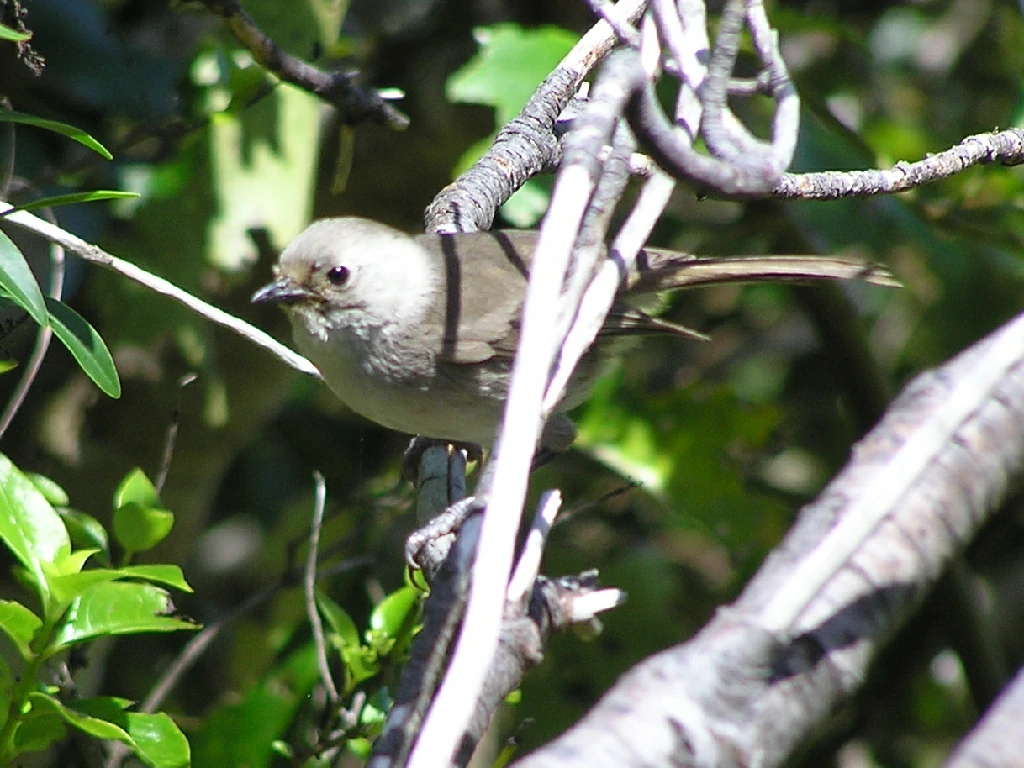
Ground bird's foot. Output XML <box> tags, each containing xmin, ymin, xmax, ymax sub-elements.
<box><xmin>402</xmin><ymin>437</ymin><xmax>484</xmax><ymax>485</ymax></box>
<box><xmin>405</xmin><ymin>496</ymin><xmax>483</xmax><ymax>571</ymax></box>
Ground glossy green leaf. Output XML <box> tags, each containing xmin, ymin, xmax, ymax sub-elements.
<box><xmin>47</xmin><ymin>568</ymin><xmax>124</xmax><ymax>608</ymax></box>
<box><xmin>58</xmin><ymin>508</ymin><xmax>110</xmax><ymax>560</ymax></box>
<box><xmin>44</xmin><ymin>297</ymin><xmax>120</xmax><ymax>398</ymax></box>
<box><xmin>25</xmin><ymin>474</ymin><xmax>69</xmax><ymax>507</ymax></box>
<box><xmin>123</xmin><ymin>712</ymin><xmax>191</xmax><ymax>768</ymax></box>
<box><xmin>117</xmin><ymin>565</ymin><xmax>192</xmax><ymax>593</ymax></box>
<box><xmin>0</xmin><ymin>452</ymin><xmax>71</xmax><ymax>609</ymax></box>
<box><xmin>11</xmin><ymin>708</ymin><xmax>66</xmax><ymax>754</ymax></box>
<box><xmin>114</xmin><ymin>467</ymin><xmax>162</xmax><ymax>509</ymax></box>
<box><xmin>114</xmin><ymin>504</ymin><xmax>174</xmax><ymax>557</ymax></box>
<box><xmin>0</xmin><ymin>358</ymin><xmax>16</xmax><ymax>373</ymax></box>
<box><xmin>21</xmin><ymin>694</ymin><xmax>189</xmax><ymax>767</ymax></box>
<box><xmin>74</xmin><ymin>698</ymin><xmax>191</xmax><ymax>768</ymax></box>
<box><xmin>0</xmin><ymin>110</ymin><xmax>112</xmax><ymax>159</ymax></box>
<box><xmin>54</xmin><ymin>548</ymin><xmax>96</xmax><ymax>576</ymax></box>
<box><xmin>2</xmin><ymin>190</ymin><xmax>139</xmax><ymax>215</ymax></box>
<box><xmin>0</xmin><ymin>23</ymin><xmax>31</xmax><ymax>42</ymax></box>
<box><xmin>50</xmin><ymin>581</ymin><xmax>197</xmax><ymax>653</ymax></box>
<box><xmin>42</xmin><ymin>550</ymin><xmax>98</xmax><ymax>606</ymax></box>
<box><xmin>0</xmin><ymin>229</ymin><xmax>47</xmax><ymax>328</ymax></box>
<box><xmin>46</xmin><ymin>564</ymin><xmax>190</xmax><ymax>618</ymax></box>
<box><xmin>369</xmin><ymin>586</ymin><xmax>420</xmax><ymax>638</ymax></box>
<box><xmin>25</xmin><ymin>693</ymin><xmax>126</xmax><ymax>741</ymax></box>
<box><xmin>0</xmin><ymin>599</ymin><xmax>42</xmax><ymax>660</ymax></box>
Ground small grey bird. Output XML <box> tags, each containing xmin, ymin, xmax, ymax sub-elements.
<box><xmin>252</xmin><ymin>217</ymin><xmax>894</xmax><ymax>453</ymax></box>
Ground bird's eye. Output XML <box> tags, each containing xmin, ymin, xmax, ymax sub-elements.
<box><xmin>326</xmin><ymin>265</ymin><xmax>350</xmax><ymax>287</ymax></box>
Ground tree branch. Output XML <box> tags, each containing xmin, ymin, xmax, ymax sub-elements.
<box><xmin>194</xmin><ymin>0</ymin><xmax>409</xmax><ymax>129</ymax></box>
<box><xmin>775</xmin><ymin>128</ymin><xmax>1024</xmax><ymax>199</ymax></box>
<box><xmin>0</xmin><ymin>202</ymin><xmax>319</xmax><ymax>378</ymax></box>
<box><xmin>516</xmin><ymin>308</ymin><xmax>1024</xmax><ymax>768</ymax></box>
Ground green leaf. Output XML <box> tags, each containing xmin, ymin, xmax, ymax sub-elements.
<box><xmin>315</xmin><ymin>590</ymin><xmax>361</xmax><ymax>650</ymax></box>
<box><xmin>0</xmin><ymin>452</ymin><xmax>71</xmax><ymax>610</ymax></box>
<box><xmin>121</xmin><ymin>711</ymin><xmax>191</xmax><ymax>768</ymax></box>
<box><xmin>50</xmin><ymin>581</ymin><xmax>197</xmax><ymax>653</ymax></box>
<box><xmin>44</xmin><ymin>297</ymin><xmax>120</xmax><ymax>398</ymax></box>
<box><xmin>74</xmin><ymin>698</ymin><xmax>191</xmax><ymax>768</ymax></box>
<box><xmin>0</xmin><ymin>599</ymin><xmax>42</xmax><ymax>660</ymax></box>
<box><xmin>0</xmin><ymin>229</ymin><xmax>48</xmax><ymax>328</ymax></box>
<box><xmin>0</xmin><ymin>358</ymin><xmax>17</xmax><ymax>373</ymax></box>
<box><xmin>114</xmin><ymin>504</ymin><xmax>174</xmax><ymax>557</ymax></box>
<box><xmin>447</xmin><ymin>25</ymin><xmax>577</xmax><ymax>125</ymax></box>
<box><xmin>22</xmin><ymin>694</ymin><xmax>190</xmax><ymax>767</ymax></box>
<box><xmin>12</xmin><ymin>707</ymin><xmax>66</xmax><ymax>755</ymax></box>
<box><xmin>190</xmin><ymin>643</ymin><xmax>320</xmax><ymax>768</ymax></box>
<box><xmin>58</xmin><ymin>508</ymin><xmax>110</xmax><ymax>560</ymax></box>
<box><xmin>316</xmin><ymin>590</ymin><xmax>379</xmax><ymax>685</ymax></box>
<box><xmin>0</xmin><ymin>110</ymin><xmax>112</xmax><ymax>159</ymax></box>
<box><xmin>116</xmin><ymin>565</ymin><xmax>192</xmax><ymax>593</ymax></box>
<box><xmin>46</xmin><ymin>565</ymin><xmax>190</xmax><ymax>612</ymax></box>
<box><xmin>368</xmin><ymin>586</ymin><xmax>420</xmax><ymax>639</ymax></box>
<box><xmin>25</xmin><ymin>474</ymin><xmax>69</xmax><ymax>507</ymax></box>
<box><xmin>1</xmin><ymin>190</ymin><xmax>139</xmax><ymax>215</ymax></box>
<box><xmin>0</xmin><ymin>23</ymin><xmax>32</xmax><ymax>42</ymax></box>
<box><xmin>47</xmin><ymin>568</ymin><xmax>123</xmax><ymax>607</ymax></box>
<box><xmin>114</xmin><ymin>468</ymin><xmax>162</xmax><ymax>510</ymax></box>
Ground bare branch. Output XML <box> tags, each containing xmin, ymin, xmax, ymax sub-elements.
<box><xmin>194</xmin><ymin>0</ymin><xmax>409</xmax><ymax>130</ymax></box>
<box><xmin>516</xmin><ymin>309</ymin><xmax>1024</xmax><ymax>768</ymax></box>
<box><xmin>425</xmin><ymin>0</ymin><xmax>649</xmax><ymax>234</ymax></box>
<box><xmin>776</xmin><ymin>128</ymin><xmax>1024</xmax><ymax>200</ymax></box>
<box><xmin>306</xmin><ymin>471</ymin><xmax>339</xmax><ymax>704</ymax></box>
<box><xmin>0</xmin><ymin>202</ymin><xmax>320</xmax><ymax>378</ymax></box>
<box><xmin>945</xmin><ymin>665</ymin><xmax>1024</xmax><ymax>767</ymax></box>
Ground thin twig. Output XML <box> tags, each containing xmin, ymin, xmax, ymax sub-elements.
<box><xmin>0</xmin><ymin>201</ymin><xmax>62</xmax><ymax>438</ymax></box>
<box><xmin>0</xmin><ymin>203</ymin><xmax>320</xmax><ymax>378</ymax></box>
<box><xmin>154</xmin><ymin>373</ymin><xmax>197</xmax><ymax>494</ymax></box>
<box><xmin>196</xmin><ymin>0</ymin><xmax>409</xmax><ymax>129</ymax></box>
<box><xmin>306</xmin><ymin>471</ymin><xmax>340</xmax><ymax>704</ymax></box>
<box><xmin>776</xmin><ymin>128</ymin><xmax>1024</xmax><ymax>199</ymax></box>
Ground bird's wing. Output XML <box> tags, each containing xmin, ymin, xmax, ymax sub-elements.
<box><xmin>414</xmin><ymin>231</ymin><xmax>536</xmax><ymax>364</ymax></box>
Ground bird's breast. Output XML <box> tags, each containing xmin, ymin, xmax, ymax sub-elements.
<box><xmin>289</xmin><ymin>312</ymin><xmax>509</xmax><ymax>444</ymax></box>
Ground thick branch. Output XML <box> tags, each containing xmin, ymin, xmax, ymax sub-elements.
<box><xmin>515</xmin><ymin>310</ymin><xmax>1024</xmax><ymax>767</ymax></box>
<box><xmin>424</xmin><ymin>0</ymin><xmax>648</xmax><ymax>234</ymax></box>
<box><xmin>945</xmin><ymin>665</ymin><xmax>1024</xmax><ymax>767</ymax></box>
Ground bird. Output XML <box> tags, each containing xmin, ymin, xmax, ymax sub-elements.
<box><xmin>252</xmin><ymin>217</ymin><xmax>895</xmax><ymax>456</ymax></box>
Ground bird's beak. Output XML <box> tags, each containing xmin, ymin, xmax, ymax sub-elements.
<box><xmin>251</xmin><ymin>278</ymin><xmax>315</xmax><ymax>305</ymax></box>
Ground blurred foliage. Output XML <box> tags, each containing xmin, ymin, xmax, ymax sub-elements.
<box><xmin>447</xmin><ymin>24</ymin><xmax>576</xmax><ymax>225</ymax></box>
<box><xmin>0</xmin><ymin>0</ymin><xmax>1020</xmax><ymax>765</ymax></box>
